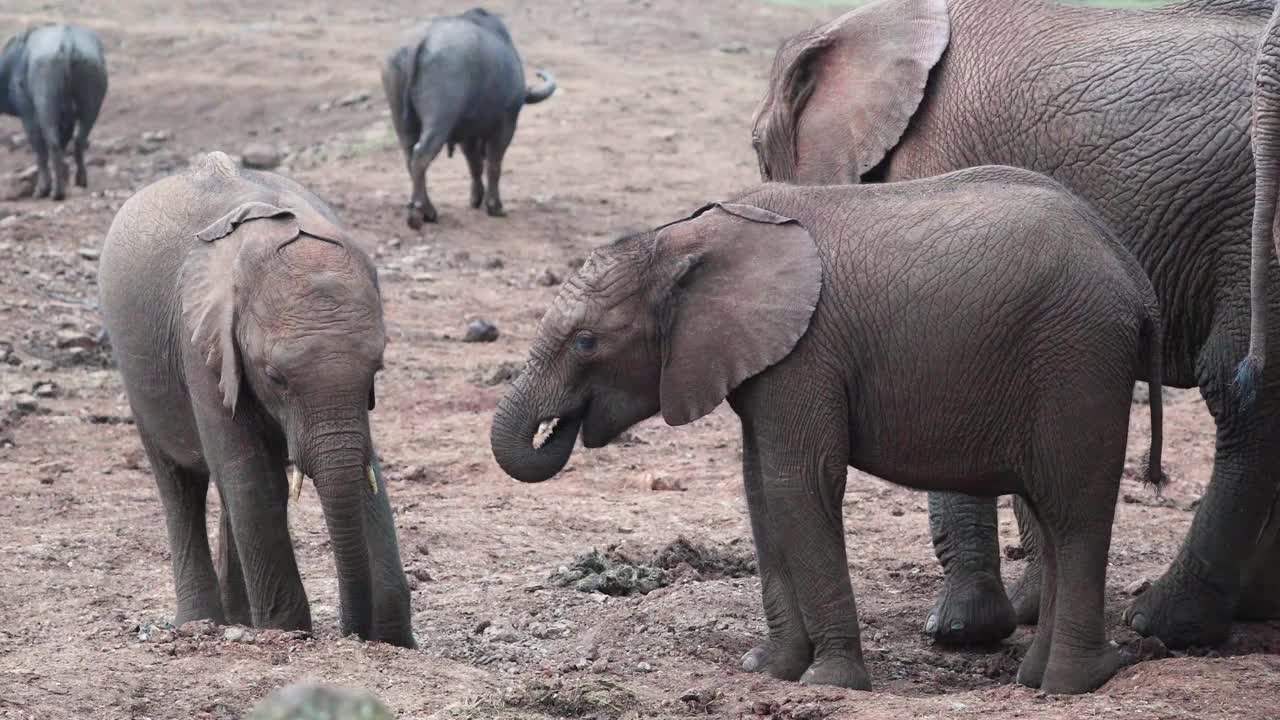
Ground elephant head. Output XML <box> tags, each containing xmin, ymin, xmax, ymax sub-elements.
<box><xmin>750</xmin><ymin>0</ymin><xmax>949</xmax><ymax>184</ymax></box>
<box><xmin>490</xmin><ymin>201</ymin><xmax>821</xmax><ymax>482</ymax></box>
<box><xmin>181</xmin><ymin>198</ymin><xmax>390</xmax><ymax>640</ymax></box>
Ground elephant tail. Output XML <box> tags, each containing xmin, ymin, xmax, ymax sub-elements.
<box><xmin>1139</xmin><ymin>311</ymin><xmax>1168</xmax><ymax>489</ymax></box>
<box><xmin>1236</xmin><ymin>4</ymin><xmax>1280</xmax><ymax>415</ymax></box>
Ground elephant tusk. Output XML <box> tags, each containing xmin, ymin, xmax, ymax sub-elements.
<box><xmin>367</xmin><ymin>464</ymin><xmax>378</xmax><ymax>494</ymax></box>
<box><xmin>288</xmin><ymin>466</ymin><xmax>304</xmax><ymax>502</ymax></box>
<box><xmin>532</xmin><ymin>417</ymin><xmax>559</xmax><ymax>450</ymax></box>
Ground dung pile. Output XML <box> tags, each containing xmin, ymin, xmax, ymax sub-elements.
<box><xmin>551</xmin><ymin>537</ymin><xmax>757</xmax><ymax>596</ymax></box>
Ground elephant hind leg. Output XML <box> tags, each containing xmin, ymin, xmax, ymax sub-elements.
<box><xmin>1007</xmin><ymin>495</ymin><xmax>1044</xmax><ymax>626</ymax></box>
<box><xmin>143</xmin><ymin>434</ymin><xmax>225</xmax><ymax>626</ymax></box>
<box><xmin>216</xmin><ymin>510</ymin><xmax>251</xmax><ymax>626</ymax></box>
<box><xmin>923</xmin><ymin>492</ymin><xmax>1017</xmax><ymax>646</ymax></box>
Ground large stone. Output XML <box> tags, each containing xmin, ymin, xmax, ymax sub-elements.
<box><xmin>0</xmin><ymin>166</ymin><xmax>38</xmax><ymax>201</ymax></box>
<box><xmin>246</xmin><ymin>683</ymin><xmax>394</xmax><ymax>720</ymax></box>
<box><xmin>242</xmin><ymin>143</ymin><xmax>285</xmax><ymax>170</ymax></box>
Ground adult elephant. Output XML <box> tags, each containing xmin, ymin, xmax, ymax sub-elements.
<box><xmin>752</xmin><ymin>0</ymin><xmax>1280</xmax><ymax>649</ymax></box>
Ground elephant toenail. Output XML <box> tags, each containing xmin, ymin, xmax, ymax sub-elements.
<box><xmin>925</xmin><ymin>615</ymin><xmax>939</xmax><ymax>633</ymax></box>
<box><xmin>950</xmin><ymin>620</ymin><xmax>965</xmax><ymax>631</ymax></box>
<box><xmin>741</xmin><ymin>651</ymin><xmax>762</xmax><ymax>672</ymax></box>
<box><xmin>1130</xmin><ymin>613</ymin><xmax>1148</xmax><ymax>633</ymax></box>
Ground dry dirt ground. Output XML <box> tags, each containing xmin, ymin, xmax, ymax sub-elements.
<box><xmin>1</xmin><ymin>1</ymin><xmax>1279</xmax><ymax>718</ymax></box>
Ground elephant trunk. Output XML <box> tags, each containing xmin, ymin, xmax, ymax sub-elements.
<box><xmin>302</xmin><ymin>417</ymin><xmax>374</xmax><ymax>641</ymax></box>
<box><xmin>525</xmin><ymin>70</ymin><xmax>556</xmax><ymax>105</ymax></box>
<box><xmin>490</xmin><ymin>380</ymin><xmax>580</xmax><ymax>483</ymax></box>
<box><xmin>1238</xmin><ymin>7</ymin><xmax>1280</xmax><ymax>412</ymax></box>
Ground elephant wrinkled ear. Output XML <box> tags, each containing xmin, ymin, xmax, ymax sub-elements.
<box><xmin>182</xmin><ymin>236</ymin><xmax>245</xmax><ymax>413</ymax></box>
<box><xmin>761</xmin><ymin>0</ymin><xmax>949</xmax><ymax>182</ymax></box>
<box><xmin>183</xmin><ymin>208</ymin><xmax>308</xmax><ymax>413</ymax></box>
<box><xmin>655</xmin><ymin>203</ymin><xmax>822</xmax><ymax>426</ymax></box>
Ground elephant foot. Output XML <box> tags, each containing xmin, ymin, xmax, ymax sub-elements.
<box><xmin>1040</xmin><ymin>644</ymin><xmax>1123</xmax><ymax>695</ymax></box>
<box><xmin>741</xmin><ymin>639</ymin><xmax>811</xmax><ymax>682</ymax></box>
<box><xmin>406</xmin><ymin>201</ymin><xmax>438</xmax><ymax>230</ymax></box>
<box><xmin>51</xmin><ymin>187</ymin><xmax>65</xmax><ymax>202</ymax></box>
<box><xmin>1014</xmin><ymin>638</ymin><xmax>1049</xmax><ymax>689</ymax></box>
<box><xmin>35</xmin><ymin>180</ymin><xmax>51</xmax><ymax>198</ymax></box>
<box><xmin>469</xmin><ymin>184</ymin><xmax>484</xmax><ymax>209</ymax></box>
<box><xmin>799</xmin><ymin>653</ymin><xmax>872</xmax><ymax>691</ymax></box>
<box><xmin>924</xmin><ymin>568</ymin><xmax>1017</xmax><ymax>646</ymax></box>
<box><xmin>1124</xmin><ymin>563</ymin><xmax>1234</xmax><ymax>648</ymax></box>
<box><xmin>485</xmin><ymin>200</ymin><xmax>506</xmax><ymax>218</ymax></box>
<box><xmin>75</xmin><ymin>169</ymin><xmax>87</xmax><ymax>188</ymax></box>
<box><xmin>174</xmin><ymin>604</ymin><xmax>227</xmax><ymax>628</ymax></box>
<box><xmin>1008</xmin><ymin>559</ymin><xmax>1042</xmax><ymax>626</ymax></box>
<box><xmin>1237</xmin><ymin>573</ymin><xmax>1280</xmax><ymax>620</ymax></box>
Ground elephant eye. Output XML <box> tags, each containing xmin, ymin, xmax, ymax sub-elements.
<box><xmin>265</xmin><ymin>365</ymin><xmax>287</xmax><ymax>388</ymax></box>
<box><xmin>573</xmin><ymin>332</ymin><xmax>597</xmax><ymax>355</ymax></box>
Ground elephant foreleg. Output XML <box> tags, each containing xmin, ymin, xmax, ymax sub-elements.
<box><xmin>739</xmin><ymin>421</ymin><xmax>812</xmax><ymax>681</ymax></box>
<box><xmin>924</xmin><ymin>492</ymin><xmax>1017</xmax><ymax>645</ymax></box>
<box><xmin>1237</xmin><ymin>487</ymin><xmax>1280</xmax><ymax>619</ymax></box>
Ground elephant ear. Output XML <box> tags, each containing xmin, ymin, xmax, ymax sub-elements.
<box><xmin>182</xmin><ymin>201</ymin><xmax>344</xmax><ymax>413</ymax></box>
<box><xmin>761</xmin><ymin>0</ymin><xmax>949</xmax><ymax>181</ymax></box>
<box><xmin>655</xmin><ymin>203</ymin><xmax>822</xmax><ymax>426</ymax></box>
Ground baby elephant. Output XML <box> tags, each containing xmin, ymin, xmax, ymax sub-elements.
<box><xmin>381</xmin><ymin>7</ymin><xmax>555</xmax><ymax>229</ymax></box>
<box><xmin>99</xmin><ymin>152</ymin><xmax>413</xmax><ymax>647</ymax></box>
<box><xmin>491</xmin><ymin>167</ymin><xmax>1165</xmax><ymax>695</ymax></box>
<box><xmin>0</xmin><ymin>23</ymin><xmax>108</xmax><ymax>200</ymax></box>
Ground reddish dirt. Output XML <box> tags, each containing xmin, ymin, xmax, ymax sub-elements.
<box><xmin>1</xmin><ymin>1</ymin><xmax>1278</xmax><ymax>718</ymax></box>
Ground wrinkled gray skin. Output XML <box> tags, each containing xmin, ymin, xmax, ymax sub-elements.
<box><xmin>0</xmin><ymin>23</ymin><xmax>107</xmax><ymax>201</ymax></box>
<box><xmin>98</xmin><ymin>152</ymin><xmax>413</xmax><ymax>647</ymax></box>
<box><xmin>490</xmin><ymin>168</ymin><xmax>1165</xmax><ymax>694</ymax></box>
<box><xmin>752</xmin><ymin>0</ymin><xmax>1280</xmax><ymax>650</ymax></box>
<box><xmin>381</xmin><ymin>7</ymin><xmax>555</xmax><ymax>229</ymax></box>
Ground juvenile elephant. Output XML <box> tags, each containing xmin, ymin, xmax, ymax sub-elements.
<box><xmin>98</xmin><ymin>152</ymin><xmax>413</xmax><ymax>647</ymax></box>
<box><xmin>490</xmin><ymin>168</ymin><xmax>1165</xmax><ymax>694</ymax></box>
<box><xmin>381</xmin><ymin>7</ymin><xmax>556</xmax><ymax>229</ymax></box>
<box><xmin>752</xmin><ymin>0</ymin><xmax>1280</xmax><ymax>649</ymax></box>
<box><xmin>0</xmin><ymin>23</ymin><xmax>107</xmax><ymax>200</ymax></box>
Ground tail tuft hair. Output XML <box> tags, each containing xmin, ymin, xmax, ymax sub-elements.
<box><xmin>1138</xmin><ymin>455</ymin><xmax>1169</xmax><ymax>490</ymax></box>
<box><xmin>1233</xmin><ymin>354</ymin><xmax>1263</xmax><ymax>415</ymax></box>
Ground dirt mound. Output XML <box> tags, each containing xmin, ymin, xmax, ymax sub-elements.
<box><xmin>551</xmin><ymin>537</ymin><xmax>757</xmax><ymax>596</ymax></box>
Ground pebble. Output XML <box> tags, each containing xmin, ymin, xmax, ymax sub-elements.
<box><xmin>0</xmin><ymin>166</ymin><xmax>37</xmax><ymax>201</ymax></box>
<box><xmin>141</xmin><ymin>130</ymin><xmax>173</xmax><ymax>143</ymax></box>
<box><xmin>636</xmin><ymin>661</ymin><xmax>653</xmax><ymax>673</ymax></box>
<box><xmin>487</xmin><ymin>626</ymin><xmax>519</xmax><ymax>643</ymax></box>
<box><xmin>77</xmin><ymin>247</ymin><xmax>100</xmax><ymax>261</ymax></box>
<box><xmin>56</xmin><ymin>329</ymin><xmax>99</xmax><ymax>350</ymax></box>
<box><xmin>483</xmin><ymin>257</ymin><xmax>505</xmax><ymax>270</ymax></box>
<box><xmin>337</xmin><ymin>91</ymin><xmax>370</xmax><ymax>107</ymax></box>
<box><xmin>533</xmin><ymin>267</ymin><xmax>562</xmax><ymax>287</ymax></box>
<box><xmin>719</xmin><ymin>41</ymin><xmax>750</xmax><ymax>54</ymax></box>
<box><xmin>242</xmin><ymin>143</ymin><xmax>285</xmax><ymax>170</ymax></box>
<box><xmin>463</xmin><ymin>319</ymin><xmax>499</xmax><ymax>343</ymax></box>
<box><xmin>33</xmin><ymin>383</ymin><xmax>56</xmax><ymax>398</ymax></box>
<box><xmin>223</xmin><ymin>626</ymin><xmax>251</xmax><ymax>642</ymax></box>
<box><xmin>411</xmin><ymin>567</ymin><xmax>433</xmax><ymax>582</ymax></box>
<box><xmin>0</xmin><ymin>215</ymin><xmax>19</xmax><ymax>228</ymax></box>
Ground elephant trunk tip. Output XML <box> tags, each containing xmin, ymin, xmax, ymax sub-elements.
<box><xmin>1232</xmin><ymin>353</ymin><xmax>1263</xmax><ymax>415</ymax></box>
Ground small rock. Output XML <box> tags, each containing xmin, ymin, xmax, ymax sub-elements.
<box><xmin>56</xmin><ymin>329</ymin><xmax>98</xmax><ymax>350</ymax></box>
<box><xmin>78</xmin><ymin>247</ymin><xmax>100</xmax><ymax>261</ymax></box>
<box><xmin>0</xmin><ymin>214</ymin><xmax>20</xmax><ymax>228</ymax></box>
<box><xmin>636</xmin><ymin>661</ymin><xmax>653</xmax><ymax>673</ymax></box>
<box><xmin>177</xmin><ymin>619</ymin><xmax>218</xmax><ymax>637</ymax></box>
<box><xmin>590</xmin><ymin>657</ymin><xmax>608</xmax><ymax>673</ymax></box>
<box><xmin>1129</xmin><ymin>635</ymin><xmax>1172</xmax><ymax>662</ymax></box>
<box><xmin>486</xmin><ymin>625</ymin><xmax>519</xmax><ymax>643</ymax></box>
<box><xmin>223</xmin><ymin>626</ymin><xmax>250</xmax><ymax>643</ymax></box>
<box><xmin>141</xmin><ymin>130</ymin><xmax>172</xmax><ymax>144</ymax></box>
<box><xmin>33</xmin><ymin>382</ymin><xmax>56</xmax><ymax>398</ymax></box>
<box><xmin>476</xmin><ymin>361</ymin><xmax>523</xmax><ymax>386</ymax></box>
<box><xmin>1126</xmin><ymin>578</ymin><xmax>1152</xmax><ymax>596</ymax></box>
<box><xmin>567</xmin><ymin>257</ymin><xmax>586</xmax><ymax>271</ymax></box>
<box><xmin>652</xmin><ymin>128</ymin><xmax>678</xmax><ymax>142</ymax></box>
<box><xmin>0</xmin><ymin>166</ymin><xmax>38</xmax><ymax>201</ymax></box>
<box><xmin>533</xmin><ymin>267</ymin><xmax>562</xmax><ymax>287</ymax></box>
<box><xmin>411</xmin><ymin>567</ymin><xmax>433</xmax><ymax>582</ymax></box>
<box><xmin>412</xmin><ymin>272</ymin><xmax>436</xmax><ymax>283</ymax></box>
<box><xmin>1004</xmin><ymin>544</ymin><xmax>1027</xmax><ymax>561</ymax></box>
<box><xmin>473</xmin><ymin>619</ymin><xmax>492</xmax><ymax>635</ymax></box>
<box><xmin>890</xmin><ymin>507</ymin><xmax>905</xmax><ymax>517</ymax></box>
<box><xmin>241</xmin><ymin>143</ymin><xmax>284</xmax><ymax>170</ymax></box>
<box><xmin>719</xmin><ymin>41</ymin><xmax>750</xmax><ymax>54</ymax></box>
<box><xmin>463</xmin><ymin>319</ymin><xmax>499</xmax><ymax>343</ymax></box>
<box><xmin>649</xmin><ymin>475</ymin><xmax>686</xmax><ymax>492</ymax></box>
<box><xmin>416</xmin><ymin>542</ymin><xmax>431</xmax><ymax>556</ymax></box>
<box><xmin>337</xmin><ymin>91</ymin><xmax>370</xmax><ymax>107</ymax></box>
<box><xmin>483</xmin><ymin>257</ymin><xmax>505</xmax><ymax>270</ymax></box>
